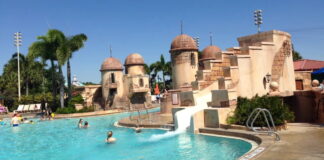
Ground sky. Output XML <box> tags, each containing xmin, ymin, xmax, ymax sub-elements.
<box><xmin>1</xmin><ymin>0</ymin><xmax>324</xmax><ymax>83</ymax></box>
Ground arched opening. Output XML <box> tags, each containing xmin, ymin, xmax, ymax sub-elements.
<box><xmin>139</xmin><ymin>78</ymin><xmax>144</xmax><ymax>87</ymax></box>
<box><xmin>111</xmin><ymin>73</ymin><xmax>115</xmax><ymax>83</ymax></box>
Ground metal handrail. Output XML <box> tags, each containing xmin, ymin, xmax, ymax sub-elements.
<box><xmin>246</xmin><ymin>108</ymin><xmax>280</xmax><ymax>141</ymax></box>
<box><xmin>128</xmin><ymin>103</ymin><xmax>151</xmax><ymax>124</ymax></box>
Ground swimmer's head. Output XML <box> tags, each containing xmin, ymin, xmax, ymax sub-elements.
<box><xmin>108</xmin><ymin>131</ymin><xmax>113</xmax><ymax>137</ymax></box>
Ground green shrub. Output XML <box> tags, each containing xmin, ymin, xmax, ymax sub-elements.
<box><xmin>77</xmin><ymin>106</ymin><xmax>95</xmax><ymax>113</ymax></box>
<box><xmin>70</xmin><ymin>94</ymin><xmax>84</xmax><ymax>105</ymax></box>
<box><xmin>227</xmin><ymin>95</ymin><xmax>294</xmax><ymax>126</ymax></box>
<box><xmin>55</xmin><ymin>106</ymin><xmax>94</xmax><ymax>114</ymax></box>
<box><xmin>56</xmin><ymin>107</ymin><xmax>76</xmax><ymax>114</ymax></box>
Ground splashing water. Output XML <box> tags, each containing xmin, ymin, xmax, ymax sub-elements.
<box><xmin>147</xmin><ymin>93</ymin><xmax>210</xmax><ymax>142</ymax></box>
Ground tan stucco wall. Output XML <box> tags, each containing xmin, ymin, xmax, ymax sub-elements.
<box><xmin>126</xmin><ymin>65</ymin><xmax>145</xmax><ymax>76</ymax></box>
<box><xmin>237</xmin><ymin>30</ymin><xmax>296</xmax><ymax>98</ymax></box>
<box><xmin>295</xmin><ymin>71</ymin><xmax>312</xmax><ymax>90</ymax></box>
<box><xmin>171</xmin><ymin>51</ymin><xmax>198</xmax><ymax>89</ymax></box>
<box><xmin>80</xmin><ymin>85</ymin><xmax>101</xmax><ymax>107</ymax></box>
<box><xmin>101</xmin><ymin>71</ymin><xmax>124</xmax><ymax>101</ymax></box>
<box><xmin>237</xmin><ymin>55</ymin><xmax>253</xmax><ymax>98</ymax></box>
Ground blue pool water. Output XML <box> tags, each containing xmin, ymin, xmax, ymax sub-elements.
<box><xmin>0</xmin><ymin>109</ymin><xmax>251</xmax><ymax>160</ymax></box>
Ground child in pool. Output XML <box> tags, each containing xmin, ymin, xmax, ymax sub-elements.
<box><xmin>105</xmin><ymin>131</ymin><xmax>116</xmax><ymax>143</ymax></box>
<box><xmin>83</xmin><ymin>121</ymin><xmax>89</xmax><ymax>128</ymax></box>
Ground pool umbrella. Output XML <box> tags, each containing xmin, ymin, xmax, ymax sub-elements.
<box><xmin>312</xmin><ymin>67</ymin><xmax>324</xmax><ymax>82</ymax></box>
<box><xmin>154</xmin><ymin>84</ymin><xmax>160</xmax><ymax>95</ymax></box>
<box><xmin>312</xmin><ymin>67</ymin><xmax>324</xmax><ymax>74</ymax></box>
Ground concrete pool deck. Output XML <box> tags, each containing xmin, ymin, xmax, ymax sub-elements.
<box><xmin>118</xmin><ymin>113</ymin><xmax>324</xmax><ymax>160</ymax></box>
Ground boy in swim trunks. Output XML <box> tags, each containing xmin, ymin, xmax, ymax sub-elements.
<box><xmin>11</xmin><ymin>114</ymin><xmax>20</xmax><ymax>127</ymax></box>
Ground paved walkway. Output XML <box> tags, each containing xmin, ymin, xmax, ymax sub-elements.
<box><xmin>257</xmin><ymin>123</ymin><xmax>324</xmax><ymax>160</ymax></box>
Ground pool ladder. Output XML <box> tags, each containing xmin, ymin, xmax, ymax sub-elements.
<box><xmin>129</xmin><ymin>103</ymin><xmax>151</xmax><ymax>126</ymax></box>
<box><xmin>246</xmin><ymin>108</ymin><xmax>280</xmax><ymax>141</ymax></box>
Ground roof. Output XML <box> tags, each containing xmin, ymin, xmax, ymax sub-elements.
<box><xmin>294</xmin><ymin>59</ymin><xmax>324</xmax><ymax>71</ymax></box>
<box><xmin>170</xmin><ymin>34</ymin><xmax>198</xmax><ymax>52</ymax></box>
<box><xmin>200</xmin><ymin>45</ymin><xmax>222</xmax><ymax>61</ymax></box>
<box><xmin>100</xmin><ymin>57</ymin><xmax>123</xmax><ymax>71</ymax></box>
<box><xmin>124</xmin><ymin>53</ymin><xmax>145</xmax><ymax>66</ymax></box>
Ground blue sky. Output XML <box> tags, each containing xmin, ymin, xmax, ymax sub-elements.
<box><xmin>1</xmin><ymin>0</ymin><xmax>324</xmax><ymax>83</ymax></box>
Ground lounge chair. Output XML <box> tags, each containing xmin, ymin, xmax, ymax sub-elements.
<box><xmin>29</xmin><ymin>104</ymin><xmax>36</xmax><ymax>112</ymax></box>
<box><xmin>15</xmin><ymin>105</ymin><xmax>25</xmax><ymax>113</ymax></box>
<box><xmin>22</xmin><ymin>105</ymin><xmax>30</xmax><ymax>112</ymax></box>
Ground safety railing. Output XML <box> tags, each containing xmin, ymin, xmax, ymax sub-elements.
<box><xmin>246</xmin><ymin>108</ymin><xmax>280</xmax><ymax>141</ymax></box>
<box><xmin>128</xmin><ymin>103</ymin><xmax>151</xmax><ymax>126</ymax></box>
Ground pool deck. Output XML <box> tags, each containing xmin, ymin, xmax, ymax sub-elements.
<box><xmin>256</xmin><ymin>123</ymin><xmax>324</xmax><ymax>160</ymax></box>
<box><xmin>118</xmin><ymin>113</ymin><xmax>324</xmax><ymax>160</ymax></box>
<box><xmin>0</xmin><ymin>104</ymin><xmax>160</xmax><ymax>119</ymax></box>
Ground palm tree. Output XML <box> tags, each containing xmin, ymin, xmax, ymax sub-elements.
<box><xmin>28</xmin><ymin>29</ymin><xmax>66</xmax><ymax>108</ymax></box>
<box><xmin>57</xmin><ymin>34</ymin><xmax>87</xmax><ymax>102</ymax></box>
<box><xmin>155</xmin><ymin>54</ymin><xmax>169</xmax><ymax>89</ymax></box>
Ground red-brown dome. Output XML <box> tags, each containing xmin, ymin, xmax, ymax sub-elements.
<box><xmin>200</xmin><ymin>45</ymin><xmax>222</xmax><ymax>61</ymax></box>
<box><xmin>100</xmin><ymin>57</ymin><xmax>123</xmax><ymax>71</ymax></box>
<box><xmin>170</xmin><ymin>34</ymin><xmax>198</xmax><ymax>52</ymax></box>
<box><xmin>124</xmin><ymin>53</ymin><xmax>145</xmax><ymax>66</ymax></box>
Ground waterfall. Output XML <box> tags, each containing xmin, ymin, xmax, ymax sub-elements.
<box><xmin>147</xmin><ymin>93</ymin><xmax>209</xmax><ymax>142</ymax></box>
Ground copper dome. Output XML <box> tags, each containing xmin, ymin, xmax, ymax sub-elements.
<box><xmin>200</xmin><ymin>45</ymin><xmax>222</xmax><ymax>61</ymax></box>
<box><xmin>170</xmin><ymin>34</ymin><xmax>198</xmax><ymax>52</ymax></box>
<box><xmin>100</xmin><ymin>57</ymin><xmax>123</xmax><ymax>71</ymax></box>
<box><xmin>124</xmin><ymin>53</ymin><xmax>145</xmax><ymax>66</ymax></box>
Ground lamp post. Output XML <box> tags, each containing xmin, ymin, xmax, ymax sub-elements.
<box><xmin>14</xmin><ymin>32</ymin><xmax>22</xmax><ymax>101</ymax></box>
<box><xmin>254</xmin><ymin>10</ymin><xmax>263</xmax><ymax>33</ymax></box>
<box><xmin>194</xmin><ymin>37</ymin><xmax>200</xmax><ymax>48</ymax></box>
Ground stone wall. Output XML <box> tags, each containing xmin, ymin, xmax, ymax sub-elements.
<box><xmin>295</xmin><ymin>71</ymin><xmax>312</xmax><ymax>90</ymax></box>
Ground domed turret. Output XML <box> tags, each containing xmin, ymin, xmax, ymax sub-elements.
<box><xmin>169</xmin><ymin>34</ymin><xmax>199</xmax><ymax>89</ymax></box>
<box><xmin>200</xmin><ymin>45</ymin><xmax>221</xmax><ymax>61</ymax></box>
<box><xmin>100</xmin><ymin>57</ymin><xmax>123</xmax><ymax>71</ymax></box>
<box><xmin>124</xmin><ymin>53</ymin><xmax>145</xmax><ymax>66</ymax></box>
<box><xmin>124</xmin><ymin>53</ymin><xmax>145</xmax><ymax>75</ymax></box>
<box><xmin>170</xmin><ymin>34</ymin><xmax>198</xmax><ymax>52</ymax></box>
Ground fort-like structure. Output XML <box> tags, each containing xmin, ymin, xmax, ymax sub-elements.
<box><xmin>161</xmin><ymin>30</ymin><xmax>296</xmax><ymax>132</ymax></box>
<box><xmin>80</xmin><ymin>30</ymin><xmax>297</xmax><ymax>128</ymax></box>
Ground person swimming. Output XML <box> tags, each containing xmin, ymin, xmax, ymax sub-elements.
<box><xmin>83</xmin><ymin>121</ymin><xmax>89</xmax><ymax>128</ymax></box>
<box><xmin>134</xmin><ymin>124</ymin><xmax>142</xmax><ymax>133</ymax></box>
<box><xmin>105</xmin><ymin>131</ymin><xmax>116</xmax><ymax>143</ymax></box>
<box><xmin>78</xmin><ymin>119</ymin><xmax>83</xmax><ymax>128</ymax></box>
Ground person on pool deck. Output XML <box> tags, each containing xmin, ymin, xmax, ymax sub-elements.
<box><xmin>10</xmin><ymin>114</ymin><xmax>20</xmax><ymax>127</ymax></box>
<box><xmin>78</xmin><ymin>119</ymin><xmax>83</xmax><ymax>128</ymax></box>
<box><xmin>106</xmin><ymin>131</ymin><xmax>116</xmax><ymax>143</ymax></box>
<box><xmin>83</xmin><ymin>121</ymin><xmax>89</xmax><ymax>128</ymax></box>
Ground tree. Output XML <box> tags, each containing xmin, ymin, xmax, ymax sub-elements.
<box><xmin>292</xmin><ymin>44</ymin><xmax>303</xmax><ymax>61</ymax></box>
<box><xmin>56</xmin><ymin>34</ymin><xmax>87</xmax><ymax>102</ymax></box>
<box><xmin>155</xmin><ymin>55</ymin><xmax>167</xmax><ymax>88</ymax></box>
<box><xmin>28</xmin><ymin>29</ymin><xmax>66</xmax><ymax>108</ymax></box>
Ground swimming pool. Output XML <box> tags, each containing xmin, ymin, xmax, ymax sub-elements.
<box><xmin>0</xmin><ymin>108</ymin><xmax>252</xmax><ymax>160</ymax></box>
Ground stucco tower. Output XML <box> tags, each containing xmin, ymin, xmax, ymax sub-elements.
<box><xmin>169</xmin><ymin>34</ymin><xmax>199</xmax><ymax>89</ymax></box>
<box><xmin>124</xmin><ymin>53</ymin><xmax>151</xmax><ymax>109</ymax></box>
<box><xmin>100</xmin><ymin>57</ymin><xmax>124</xmax><ymax>108</ymax></box>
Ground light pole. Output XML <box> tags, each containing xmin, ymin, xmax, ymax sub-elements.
<box><xmin>194</xmin><ymin>37</ymin><xmax>200</xmax><ymax>48</ymax></box>
<box><xmin>14</xmin><ymin>32</ymin><xmax>22</xmax><ymax>101</ymax></box>
<box><xmin>254</xmin><ymin>10</ymin><xmax>263</xmax><ymax>33</ymax></box>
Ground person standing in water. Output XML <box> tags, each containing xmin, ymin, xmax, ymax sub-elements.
<box><xmin>10</xmin><ymin>114</ymin><xmax>20</xmax><ymax>127</ymax></box>
<box><xmin>78</xmin><ymin>119</ymin><xmax>83</xmax><ymax>128</ymax></box>
<box><xmin>105</xmin><ymin>131</ymin><xmax>116</xmax><ymax>143</ymax></box>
